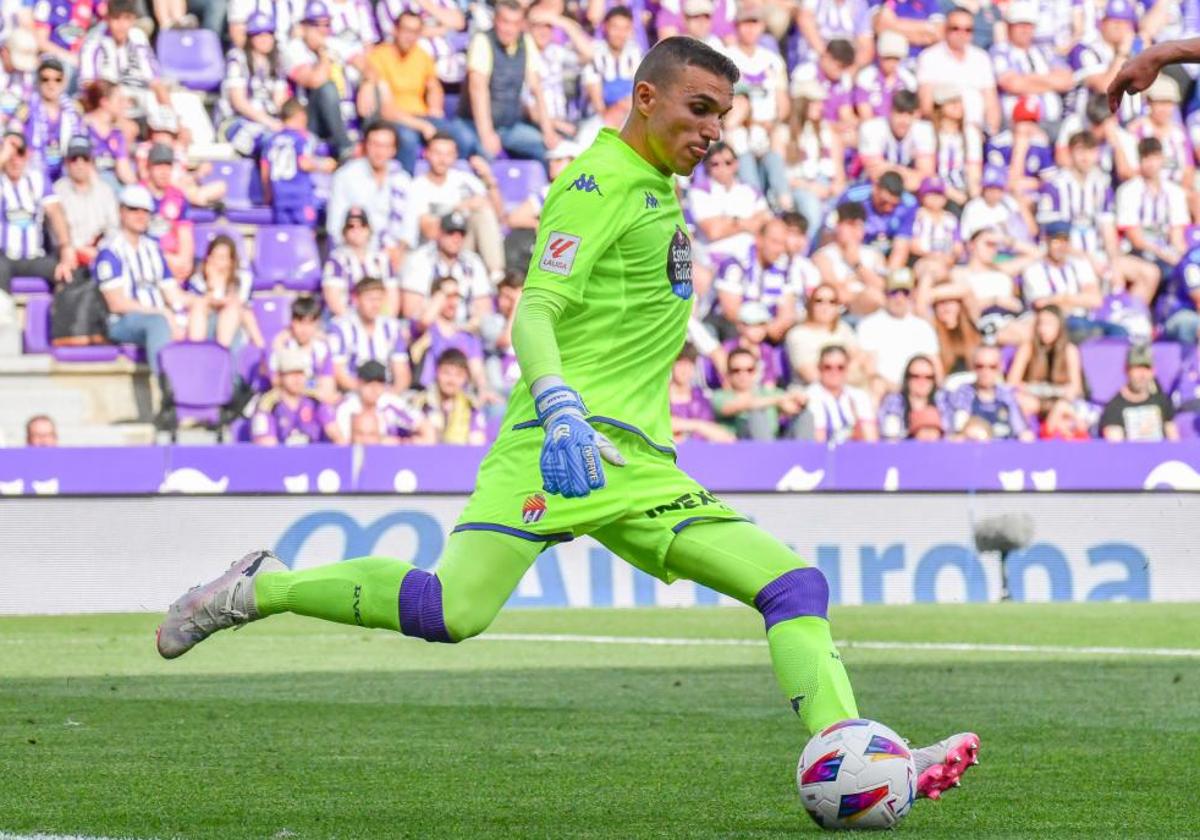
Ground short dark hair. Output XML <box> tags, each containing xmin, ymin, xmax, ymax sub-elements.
<box><xmin>494</xmin><ymin>0</ymin><xmax>523</xmax><ymax>14</ymax></box>
<box><xmin>678</xmin><ymin>343</ymin><xmax>699</xmax><ymax>362</ymax></box>
<box><xmin>291</xmin><ymin>294</ymin><xmax>322</xmax><ymax>321</ymax></box>
<box><xmin>1138</xmin><ymin>137</ymin><xmax>1163</xmax><ymax>159</ymax></box>
<box><xmin>604</xmin><ymin>5</ymin><xmax>633</xmax><ymax>22</ymax></box>
<box><xmin>498</xmin><ymin>272</ymin><xmax>525</xmax><ymax>290</ymax></box>
<box><xmin>878</xmin><ymin>170</ymin><xmax>905</xmax><ymax>197</ymax></box>
<box><xmin>107</xmin><ymin>0</ymin><xmax>137</xmax><ymax>16</ymax></box>
<box><xmin>280</xmin><ymin>98</ymin><xmax>305</xmax><ymax>121</ymax></box>
<box><xmin>780</xmin><ymin>210</ymin><xmax>809</xmax><ymax>235</ymax></box>
<box><xmin>819</xmin><ymin>344</ymin><xmax>848</xmax><ymax>365</ymax></box>
<box><xmin>1068</xmin><ymin>131</ymin><xmax>1098</xmax><ymax>150</ymax></box>
<box><xmin>633</xmin><ymin>36</ymin><xmax>740</xmax><ymax>94</ymax></box>
<box><xmin>727</xmin><ymin>346</ymin><xmax>757</xmax><ymax>368</ymax></box>
<box><xmin>432</xmin><ymin>275</ymin><xmax>460</xmax><ymax>295</ymax></box>
<box><xmin>395</xmin><ymin>9</ymin><xmax>422</xmax><ymax>25</ymax></box>
<box><xmin>825</xmin><ymin>39</ymin><xmax>855</xmax><ymax>67</ymax></box>
<box><xmin>891</xmin><ymin>89</ymin><xmax>918</xmax><ymax>114</ymax></box>
<box><xmin>836</xmin><ymin>201</ymin><xmax>866</xmax><ymax>222</ymax></box>
<box><xmin>427</xmin><ymin>131</ymin><xmax>457</xmax><ymax>147</ymax></box>
<box><xmin>704</xmin><ymin>141</ymin><xmax>733</xmax><ymax>166</ymax></box>
<box><xmin>1085</xmin><ymin>93</ymin><xmax>1111</xmax><ymax>127</ymax></box>
<box><xmin>437</xmin><ymin>348</ymin><xmax>469</xmax><ymax>370</ymax></box>
<box><xmin>354</xmin><ymin>276</ymin><xmax>386</xmax><ymax>296</ymax></box>
<box><xmin>362</xmin><ymin>120</ymin><xmax>398</xmax><ymax>145</ymax></box>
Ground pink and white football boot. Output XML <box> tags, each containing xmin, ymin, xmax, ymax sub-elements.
<box><xmin>911</xmin><ymin>732</ymin><xmax>981</xmax><ymax>800</ymax></box>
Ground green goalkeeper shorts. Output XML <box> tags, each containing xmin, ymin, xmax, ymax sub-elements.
<box><xmin>454</xmin><ymin>421</ymin><xmax>746</xmax><ymax>582</ymax></box>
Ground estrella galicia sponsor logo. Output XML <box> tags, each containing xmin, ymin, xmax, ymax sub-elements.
<box><xmin>643</xmin><ymin>489</ymin><xmax>724</xmax><ymax>519</ymax></box>
<box><xmin>539</xmin><ymin>231</ymin><xmax>581</xmax><ymax>276</ymax></box>
<box><xmin>644</xmin><ymin>191</ymin><xmax>659</xmax><ymax>209</ymax></box>
<box><xmin>666</xmin><ymin>225</ymin><xmax>693</xmax><ymax>300</ymax></box>
<box><xmin>567</xmin><ymin>173</ymin><xmax>603</xmax><ymax>195</ymax></box>
<box><xmin>521</xmin><ymin>492</ymin><xmax>547</xmax><ymax>524</ymax></box>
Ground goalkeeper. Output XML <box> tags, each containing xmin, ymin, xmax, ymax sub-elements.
<box><xmin>158</xmin><ymin>37</ymin><xmax>977</xmax><ymax>801</ymax></box>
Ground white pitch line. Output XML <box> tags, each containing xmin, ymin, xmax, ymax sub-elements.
<box><xmin>480</xmin><ymin>633</ymin><xmax>1200</xmax><ymax>658</ymax></box>
<box><xmin>0</xmin><ymin>834</ymin><xmax>154</xmax><ymax>840</ymax></box>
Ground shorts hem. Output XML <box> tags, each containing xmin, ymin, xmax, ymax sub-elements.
<box><xmin>452</xmin><ymin>522</ymin><xmax>575</xmax><ymax>543</ymax></box>
<box><xmin>671</xmin><ymin>515</ymin><xmax>750</xmax><ymax>534</ymax></box>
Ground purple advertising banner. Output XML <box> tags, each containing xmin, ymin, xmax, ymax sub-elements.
<box><xmin>1</xmin><ymin>442</ymin><xmax>1199</xmax><ymax>496</ymax></box>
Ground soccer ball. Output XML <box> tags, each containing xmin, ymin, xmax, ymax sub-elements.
<box><xmin>796</xmin><ymin>719</ymin><xmax>916</xmax><ymax>831</ymax></box>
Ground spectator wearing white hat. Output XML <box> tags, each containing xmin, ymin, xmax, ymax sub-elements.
<box><xmin>250</xmin><ymin>348</ymin><xmax>338</xmax><ymax>446</ymax></box>
<box><xmin>929</xmin><ymin>84</ymin><xmax>983</xmax><ymax>206</ymax></box>
<box><xmin>784</xmin><ymin>78</ymin><xmax>845</xmax><ymax>236</ymax></box>
<box><xmin>0</xmin><ymin>130</ymin><xmax>76</xmax><ymax>296</ymax></box>
<box><xmin>916</xmin><ymin>5</ymin><xmax>999</xmax><ymax>133</ymax></box>
<box><xmin>990</xmin><ymin>1</ymin><xmax>1074</xmax><ymax>133</ymax></box>
<box><xmin>94</xmin><ymin>184</ymin><xmax>191</xmax><ymax>377</ymax></box>
<box><xmin>672</xmin><ymin>0</ymin><xmax>725</xmax><ymax>50</ymax></box>
<box><xmin>853</xmin><ymin>31</ymin><xmax>917</xmax><ymax>121</ymax></box>
<box><xmin>857</xmin><ymin>267</ymin><xmax>940</xmax><ymax>398</ymax></box>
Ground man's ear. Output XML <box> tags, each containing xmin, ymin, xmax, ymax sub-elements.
<box><xmin>633</xmin><ymin>80</ymin><xmax>657</xmax><ymax>117</ymax></box>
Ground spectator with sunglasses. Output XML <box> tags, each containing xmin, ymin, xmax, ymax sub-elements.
<box><xmin>795</xmin><ymin>343</ymin><xmax>876</xmax><ymax>443</ymax></box>
<box><xmin>785</xmin><ymin>281</ymin><xmax>862</xmax><ymax>386</ymax></box>
<box><xmin>689</xmin><ymin>141</ymin><xmax>772</xmax><ymax>264</ymax></box>
<box><xmin>857</xmin><ymin>268</ymin><xmax>940</xmax><ymax>398</ymax></box>
<box><xmin>949</xmin><ymin>344</ymin><xmax>1034</xmax><ymax>441</ymax></box>
<box><xmin>0</xmin><ymin>131</ymin><xmax>75</xmax><ymax>295</ymax></box>
<box><xmin>878</xmin><ymin>353</ymin><xmax>951</xmax><ymax>441</ymax></box>
<box><xmin>950</xmin><ymin>228</ymin><xmax>1031</xmax><ymax>344</ymax></box>
<box><xmin>915</xmin><ymin>6</ymin><xmax>1000</xmax><ymax>133</ymax></box>
<box><xmin>669</xmin><ymin>343</ymin><xmax>735</xmax><ymax>443</ymax></box>
<box><xmin>53</xmin><ymin>135</ymin><xmax>118</xmax><ymax>269</ymax></box>
<box><xmin>712</xmin><ymin>346</ymin><xmax>806</xmax><ymax>441</ymax></box>
<box><xmin>323</xmin><ymin>206</ymin><xmax>395</xmax><ymax>318</ymax></box>
<box><xmin>25</xmin><ymin>58</ymin><xmax>80</xmax><ymax>184</ymax></box>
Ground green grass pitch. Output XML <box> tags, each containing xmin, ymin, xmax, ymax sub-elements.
<box><xmin>1</xmin><ymin>603</ymin><xmax>1198</xmax><ymax>838</ymax></box>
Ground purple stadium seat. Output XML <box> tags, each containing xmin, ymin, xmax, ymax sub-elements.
<box><xmin>1080</xmin><ymin>338</ymin><xmax>1130</xmax><ymax>406</ymax></box>
<box><xmin>184</xmin><ymin>204</ymin><xmax>218</xmax><ymax>223</ymax></box>
<box><xmin>117</xmin><ymin>344</ymin><xmax>146</xmax><ymax>363</ymax></box>
<box><xmin>235</xmin><ymin>342</ymin><xmax>271</xmax><ymax>392</ymax></box>
<box><xmin>159</xmin><ymin>341</ymin><xmax>234</xmax><ymax>432</ymax></box>
<box><xmin>193</xmin><ymin>221</ymin><xmax>248</xmax><ymax>266</ymax></box>
<box><xmin>22</xmin><ymin>294</ymin><xmax>51</xmax><ymax>353</ymax></box>
<box><xmin>494</xmin><ymin>160</ymin><xmax>548</xmax><ymax>211</ymax></box>
<box><xmin>202</xmin><ymin>159</ymin><xmax>272</xmax><ymax>224</ymax></box>
<box><xmin>1152</xmin><ymin>341</ymin><xmax>1183</xmax><ymax>394</ymax></box>
<box><xmin>250</xmin><ymin>294</ymin><xmax>292</xmax><ymax>346</ymax></box>
<box><xmin>252</xmin><ymin>226</ymin><xmax>321</xmax><ymax>292</ymax></box>
<box><xmin>156</xmin><ymin>29</ymin><xmax>225</xmax><ymax>91</ymax></box>
<box><xmin>1000</xmin><ymin>344</ymin><xmax>1017</xmax><ymax>373</ymax></box>
<box><xmin>12</xmin><ymin>276</ymin><xmax>50</xmax><ymax>294</ymax></box>
<box><xmin>52</xmin><ymin>345</ymin><xmax>119</xmax><ymax>362</ymax></box>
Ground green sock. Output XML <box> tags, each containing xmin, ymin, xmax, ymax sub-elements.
<box><xmin>767</xmin><ymin>616</ymin><xmax>859</xmax><ymax>734</ymax></box>
<box><xmin>254</xmin><ymin>556</ymin><xmax>413</xmax><ymax>631</ymax></box>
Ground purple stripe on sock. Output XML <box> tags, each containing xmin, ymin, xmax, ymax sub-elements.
<box><xmin>398</xmin><ymin>569</ymin><xmax>452</xmax><ymax>643</ymax></box>
<box><xmin>754</xmin><ymin>567</ymin><xmax>829</xmax><ymax>630</ymax></box>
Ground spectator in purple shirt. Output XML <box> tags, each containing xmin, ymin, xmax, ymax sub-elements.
<box><xmin>722</xmin><ymin>300</ymin><xmax>788</xmax><ymax>388</ymax></box>
<box><xmin>878</xmin><ymin>353</ymin><xmax>951</xmax><ymax>440</ymax></box>
<box><xmin>268</xmin><ymin>294</ymin><xmax>339</xmax><ymax>403</ymax></box>
<box><xmin>669</xmin><ymin>343</ymin><xmax>735</xmax><ymax>442</ymax></box>
<box><xmin>410</xmin><ymin>347</ymin><xmax>488</xmax><ymax>445</ymax></box>
<box><xmin>81</xmin><ymin>80</ymin><xmax>136</xmax><ymax>190</ymax></box>
<box><xmin>792</xmin><ymin>38</ymin><xmax>857</xmax><ymax>134</ymax></box>
<box><xmin>250</xmin><ymin>348</ymin><xmax>338</xmax><ymax>446</ymax></box>
<box><xmin>34</xmin><ymin>0</ymin><xmax>105</xmax><ymax>73</ymax></box>
<box><xmin>25</xmin><ymin>58</ymin><xmax>80</xmax><ymax>183</ymax></box>
<box><xmin>328</xmin><ymin>275</ymin><xmax>413</xmax><ymax>392</ymax></box>
<box><xmin>853</xmin><ymin>31</ymin><xmax>917</xmax><ymax>121</ymax></box>
<box><xmin>0</xmin><ymin>131</ymin><xmax>75</xmax><ymax>295</ymax></box>
<box><xmin>262</xmin><ymin>98</ymin><xmax>337</xmax><ymax>225</ymax></box>
<box><xmin>409</xmin><ymin>275</ymin><xmax>499</xmax><ymax>403</ymax></box>
<box><xmin>949</xmin><ymin>344</ymin><xmax>1034</xmax><ymax>441</ymax></box>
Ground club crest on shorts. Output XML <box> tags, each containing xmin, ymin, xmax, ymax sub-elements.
<box><xmin>522</xmin><ymin>493</ymin><xmax>547</xmax><ymax>524</ymax></box>
<box><xmin>667</xmin><ymin>225</ymin><xmax>693</xmax><ymax>300</ymax></box>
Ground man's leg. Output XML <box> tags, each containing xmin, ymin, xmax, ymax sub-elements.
<box><xmin>393</xmin><ymin>123</ymin><xmax>423</xmax><ymax>174</ymax></box>
<box><xmin>1165</xmin><ymin>309</ymin><xmax>1200</xmax><ymax>344</ymax></box>
<box><xmin>497</xmin><ymin>122</ymin><xmax>547</xmax><ymax>162</ymax></box>
<box><xmin>466</xmin><ymin>206</ymin><xmax>506</xmax><ymax>278</ymax></box>
<box><xmin>305</xmin><ymin>83</ymin><xmax>353</xmax><ymax>158</ymax></box>
<box><xmin>663</xmin><ymin>519</ymin><xmax>857</xmax><ymax>735</ymax></box>
<box><xmin>157</xmin><ymin>529</ymin><xmax>542</xmax><ymax>657</ymax></box>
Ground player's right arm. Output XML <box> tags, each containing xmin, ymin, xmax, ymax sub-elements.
<box><xmin>1108</xmin><ymin>37</ymin><xmax>1200</xmax><ymax>112</ymax></box>
<box><xmin>515</xmin><ymin>165</ymin><xmax>632</xmax><ymax>499</ymax></box>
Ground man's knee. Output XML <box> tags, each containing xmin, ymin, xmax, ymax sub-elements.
<box><xmin>398</xmin><ymin>568</ymin><xmax>455</xmax><ymax>642</ymax></box>
<box><xmin>754</xmin><ymin>566</ymin><xmax>830</xmax><ymax>629</ymax></box>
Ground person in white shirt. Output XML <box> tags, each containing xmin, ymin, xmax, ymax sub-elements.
<box><xmin>916</xmin><ymin>6</ymin><xmax>1000</xmax><ymax>133</ymax></box>
<box><xmin>990</xmin><ymin>1</ymin><xmax>1074</xmax><ymax>130</ymax></box>
<box><xmin>689</xmin><ymin>141</ymin><xmax>772</xmax><ymax>264</ymax></box>
<box><xmin>856</xmin><ymin>268</ymin><xmax>940</xmax><ymax>396</ymax></box>
<box><xmin>581</xmin><ymin>6</ymin><xmax>643</xmax><ymax>122</ymax></box>
<box><xmin>79</xmin><ymin>0</ymin><xmax>171</xmax><ymax>120</ymax></box>
<box><xmin>959</xmin><ymin>165</ymin><xmax>1038</xmax><ymax>251</ymax></box>
<box><xmin>812</xmin><ymin>200</ymin><xmax>886</xmax><ymax>316</ymax></box>
<box><xmin>1115</xmin><ymin>137</ymin><xmax>1189</xmax><ymax>283</ymax></box>
<box><xmin>407</xmin><ymin>133</ymin><xmax>505</xmax><ymax>280</ymax></box>
<box><xmin>723</xmin><ymin>6</ymin><xmax>791</xmax><ymax>211</ymax></box>
<box><xmin>1022</xmin><ymin>220</ymin><xmax>1108</xmax><ymax>340</ymax></box>
<box><xmin>713</xmin><ymin>218</ymin><xmax>798</xmax><ymax>342</ymax></box>
<box><xmin>797</xmin><ymin>344</ymin><xmax>878</xmax><ymax>443</ymax></box>
<box><xmin>322</xmin><ymin>206</ymin><xmax>395</xmax><ymax>318</ymax></box>
<box><xmin>282</xmin><ymin>0</ymin><xmax>356</xmax><ymax>159</ymax></box>
<box><xmin>858</xmin><ymin>89</ymin><xmax>935</xmax><ymax>191</ymax></box>
<box><xmin>400</xmin><ymin>211</ymin><xmax>493</xmax><ymax>329</ymax></box>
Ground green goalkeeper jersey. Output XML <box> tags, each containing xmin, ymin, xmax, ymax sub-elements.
<box><xmin>506</xmin><ymin>128</ymin><xmax>695</xmax><ymax>451</ymax></box>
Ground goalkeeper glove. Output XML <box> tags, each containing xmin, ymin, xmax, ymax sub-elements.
<box><xmin>535</xmin><ymin>384</ymin><xmax>625</xmax><ymax>498</ymax></box>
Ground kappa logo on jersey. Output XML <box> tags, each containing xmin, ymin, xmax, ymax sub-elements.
<box><xmin>567</xmin><ymin>173</ymin><xmax>603</xmax><ymax>195</ymax></box>
<box><xmin>521</xmin><ymin>492</ymin><xmax>547</xmax><ymax>524</ymax></box>
<box><xmin>539</xmin><ymin>231</ymin><xmax>581</xmax><ymax>276</ymax></box>
<box><xmin>644</xmin><ymin>191</ymin><xmax>659</xmax><ymax>209</ymax></box>
<box><xmin>666</xmin><ymin>225</ymin><xmax>693</xmax><ymax>300</ymax></box>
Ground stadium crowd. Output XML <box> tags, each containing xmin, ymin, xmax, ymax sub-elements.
<box><xmin>1</xmin><ymin>0</ymin><xmax>1199</xmax><ymax>445</ymax></box>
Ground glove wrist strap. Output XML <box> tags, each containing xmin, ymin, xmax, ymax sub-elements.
<box><xmin>535</xmin><ymin>385</ymin><xmax>587</xmax><ymax>424</ymax></box>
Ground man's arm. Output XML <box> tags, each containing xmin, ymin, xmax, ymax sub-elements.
<box><xmin>1108</xmin><ymin>37</ymin><xmax>1200</xmax><ymax>112</ymax></box>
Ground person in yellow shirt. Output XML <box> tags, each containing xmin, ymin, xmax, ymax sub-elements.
<box><xmin>359</xmin><ymin>10</ymin><xmax>480</xmax><ymax>172</ymax></box>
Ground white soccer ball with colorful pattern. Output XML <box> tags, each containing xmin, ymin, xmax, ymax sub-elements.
<box><xmin>796</xmin><ymin>718</ymin><xmax>916</xmax><ymax>830</ymax></box>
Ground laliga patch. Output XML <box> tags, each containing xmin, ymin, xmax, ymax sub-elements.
<box><xmin>539</xmin><ymin>232</ymin><xmax>581</xmax><ymax>277</ymax></box>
